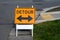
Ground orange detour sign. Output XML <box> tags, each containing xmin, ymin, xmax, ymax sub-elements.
<box><xmin>14</xmin><ymin>8</ymin><xmax>35</xmax><ymax>24</ymax></box>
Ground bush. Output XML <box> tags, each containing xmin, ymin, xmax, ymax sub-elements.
<box><xmin>34</xmin><ymin>20</ymin><xmax>60</xmax><ymax>40</ymax></box>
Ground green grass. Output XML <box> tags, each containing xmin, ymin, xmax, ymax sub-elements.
<box><xmin>34</xmin><ymin>20</ymin><xmax>60</xmax><ymax>40</ymax></box>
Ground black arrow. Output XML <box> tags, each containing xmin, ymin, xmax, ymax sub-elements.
<box><xmin>17</xmin><ymin>15</ymin><xmax>32</xmax><ymax>22</ymax></box>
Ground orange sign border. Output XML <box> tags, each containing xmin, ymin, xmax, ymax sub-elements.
<box><xmin>14</xmin><ymin>8</ymin><xmax>35</xmax><ymax>24</ymax></box>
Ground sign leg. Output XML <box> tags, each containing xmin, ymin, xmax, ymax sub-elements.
<box><xmin>32</xmin><ymin>29</ymin><xmax>33</xmax><ymax>37</ymax></box>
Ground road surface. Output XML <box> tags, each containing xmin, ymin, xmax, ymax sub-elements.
<box><xmin>0</xmin><ymin>0</ymin><xmax>60</xmax><ymax>40</ymax></box>
<box><xmin>0</xmin><ymin>0</ymin><xmax>33</xmax><ymax>40</ymax></box>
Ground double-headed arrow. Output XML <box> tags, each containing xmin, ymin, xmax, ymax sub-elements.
<box><xmin>17</xmin><ymin>15</ymin><xmax>32</xmax><ymax>22</ymax></box>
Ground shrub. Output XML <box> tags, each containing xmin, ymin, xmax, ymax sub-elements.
<box><xmin>34</xmin><ymin>20</ymin><xmax>60</xmax><ymax>40</ymax></box>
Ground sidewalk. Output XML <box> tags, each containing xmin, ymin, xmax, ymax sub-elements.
<box><xmin>8</xmin><ymin>28</ymin><xmax>33</xmax><ymax>40</ymax></box>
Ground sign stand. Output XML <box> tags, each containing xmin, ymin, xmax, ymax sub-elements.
<box><xmin>16</xmin><ymin>24</ymin><xmax>33</xmax><ymax>37</ymax></box>
<box><xmin>15</xmin><ymin>5</ymin><xmax>34</xmax><ymax>37</ymax></box>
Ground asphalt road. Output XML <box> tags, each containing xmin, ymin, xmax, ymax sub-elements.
<box><xmin>0</xmin><ymin>0</ymin><xmax>33</xmax><ymax>40</ymax></box>
<box><xmin>0</xmin><ymin>0</ymin><xmax>60</xmax><ymax>40</ymax></box>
